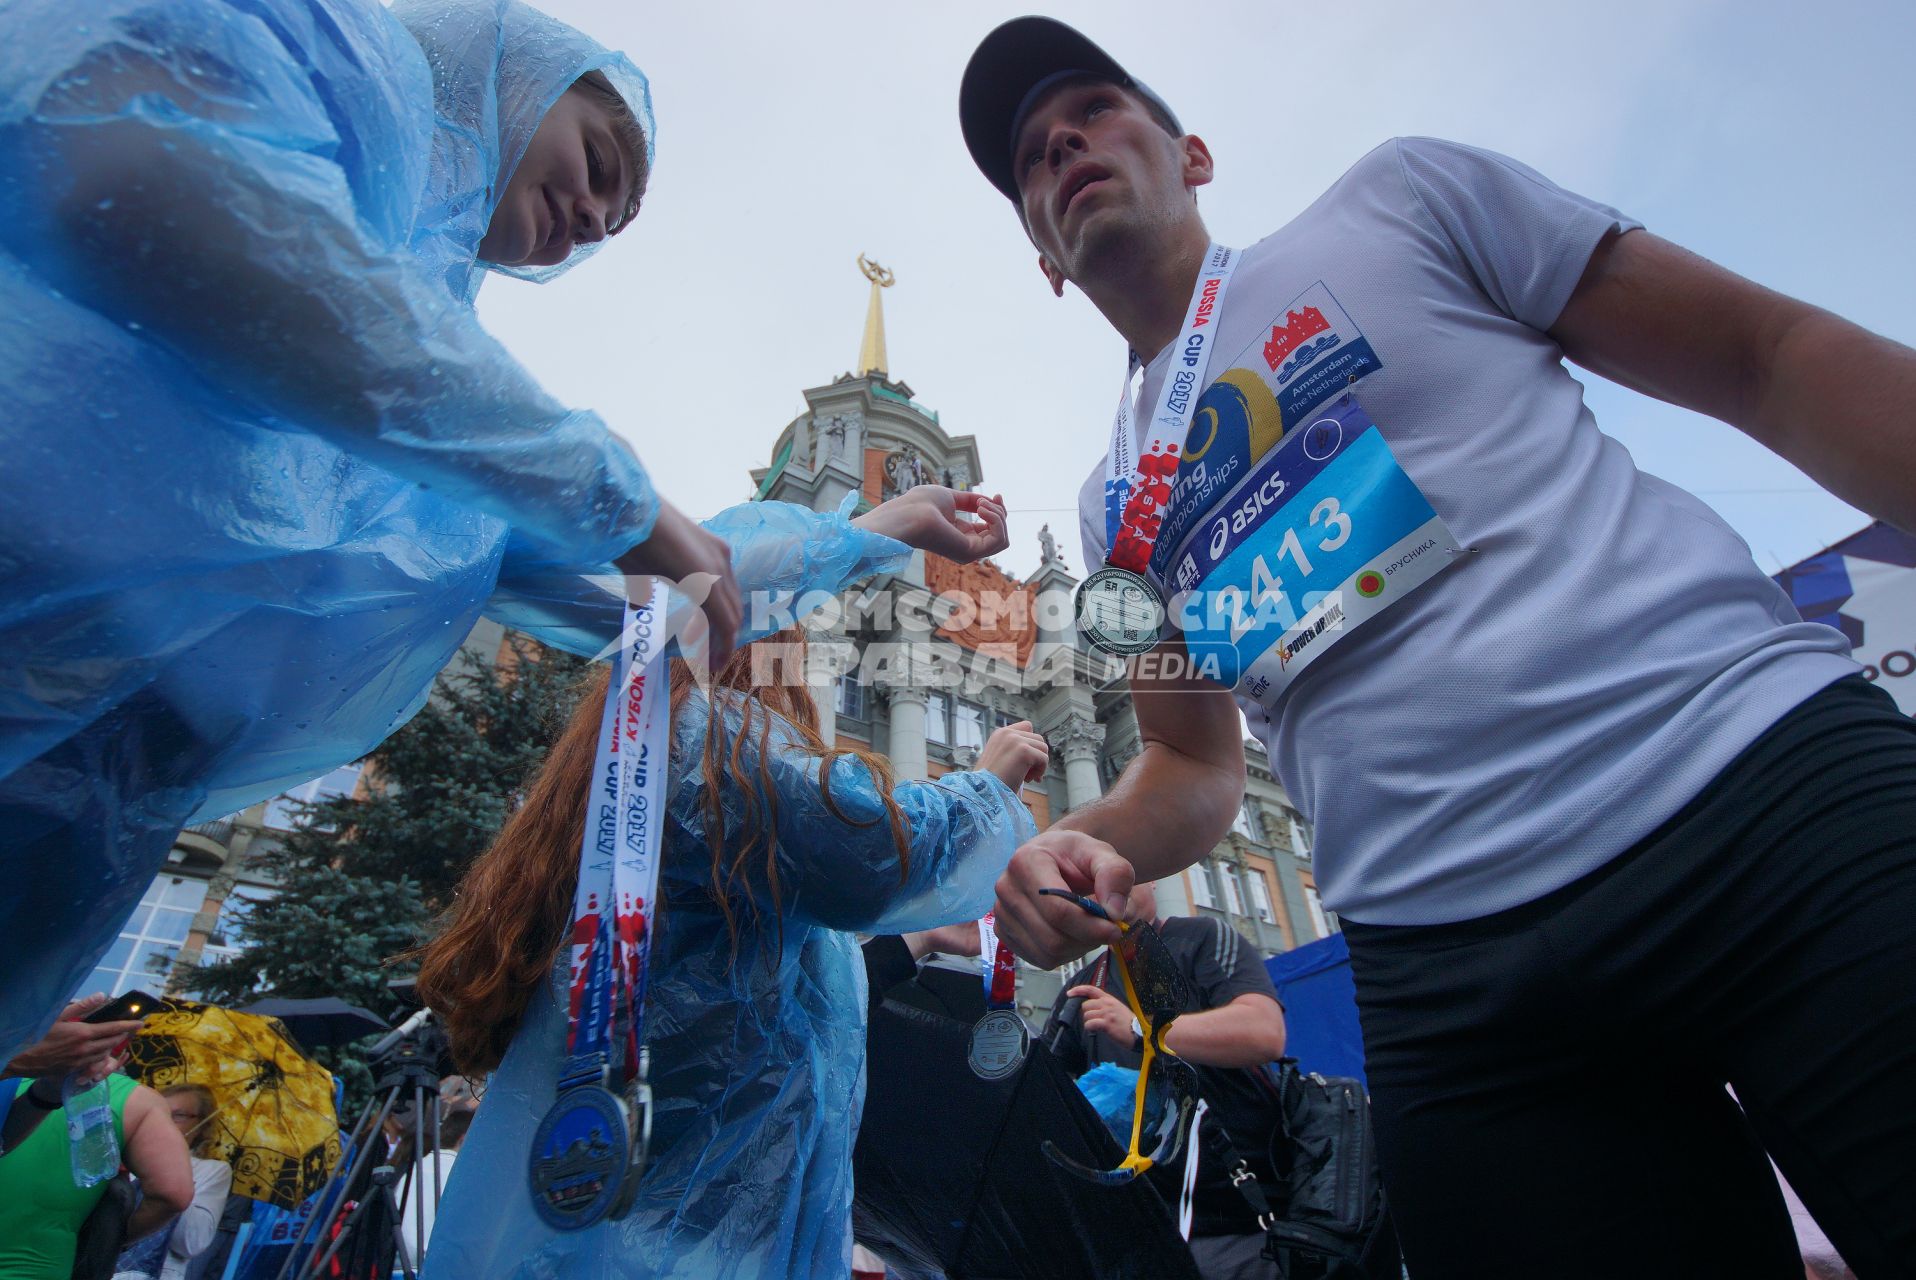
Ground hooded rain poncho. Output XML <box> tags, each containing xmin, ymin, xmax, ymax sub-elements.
<box><xmin>0</xmin><ymin>0</ymin><xmax>881</xmax><ymax>1063</ymax></box>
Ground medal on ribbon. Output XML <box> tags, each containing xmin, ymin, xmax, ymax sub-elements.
<box><xmin>528</xmin><ymin>586</ymin><xmax>669</xmax><ymax>1231</ymax></box>
<box><xmin>1078</xmin><ymin>243</ymin><xmax>1239</xmax><ymax>656</ymax></box>
<box><xmin>966</xmin><ymin>912</ymin><xmax>1028</xmax><ymax>1081</ymax></box>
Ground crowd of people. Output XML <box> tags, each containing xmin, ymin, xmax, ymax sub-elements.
<box><xmin>2</xmin><ymin>0</ymin><xmax>1911</xmax><ymax>1278</ymax></box>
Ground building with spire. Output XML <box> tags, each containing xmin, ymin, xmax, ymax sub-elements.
<box><xmin>747</xmin><ymin>258</ymin><xmax>1335</xmax><ymax>1020</ymax></box>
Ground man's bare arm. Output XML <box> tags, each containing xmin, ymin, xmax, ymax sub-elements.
<box><xmin>1552</xmin><ymin>229</ymin><xmax>1916</xmax><ymax>530</ymax></box>
<box><xmin>1050</xmin><ymin>643</ymin><xmax>1247</xmax><ymax>879</ymax></box>
<box><xmin>1161</xmin><ymin>993</ymin><xmax>1288</xmax><ymax>1068</ymax></box>
<box><xmin>991</xmin><ymin>639</ymin><xmax>1246</xmax><ymax>967</ymax></box>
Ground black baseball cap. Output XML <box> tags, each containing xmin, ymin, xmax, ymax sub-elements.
<box><xmin>959</xmin><ymin>16</ymin><xmax>1183</xmax><ymax>205</ymax></box>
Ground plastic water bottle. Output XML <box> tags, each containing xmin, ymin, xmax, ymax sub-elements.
<box><xmin>61</xmin><ymin>1073</ymin><xmax>120</xmax><ymax>1187</ymax></box>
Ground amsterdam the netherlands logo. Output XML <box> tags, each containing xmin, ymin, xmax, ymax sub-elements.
<box><xmin>1262</xmin><ymin>306</ymin><xmax>1332</xmax><ymax>375</ymax></box>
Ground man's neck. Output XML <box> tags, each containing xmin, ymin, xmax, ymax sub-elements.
<box><xmin>1078</xmin><ymin>221</ymin><xmax>1212</xmax><ymax>362</ymax></box>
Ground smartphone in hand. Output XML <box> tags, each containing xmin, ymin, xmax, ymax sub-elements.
<box><xmin>81</xmin><ymin>990</ymin><xmax>160</xmax><ymax>1024</ymax></box>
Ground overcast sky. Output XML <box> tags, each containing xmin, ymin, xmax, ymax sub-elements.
<box><xmin>478</xmin><ymin>0</ymin><xmax>1914</xmax><ymax>581</ymax></box>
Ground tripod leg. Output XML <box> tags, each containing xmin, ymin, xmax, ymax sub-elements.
<box><xmin>412</xmin><ymin>1080</ymin><xmax>428</xmax><ymax>1267</ymax></box>
<box><xmin>429</xmin><ymin>1094</ymin><xmax>444</xmax><ymax>1220</ymax></box>
<box><xmin>282</xmin><ymin>1085</ymin><xmax>403</xmax><ymax>1280</ymax></box>
<box><xmin>392</xmin><ymin>1209</ymin><xmax>419</xmax><ymax>1280</ymax></box>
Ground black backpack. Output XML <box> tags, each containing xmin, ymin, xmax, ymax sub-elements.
<box><xmin>1217</xmin><ymin>1059</ymin><xmax>1399</xmax><ymax>1280</ymax></box>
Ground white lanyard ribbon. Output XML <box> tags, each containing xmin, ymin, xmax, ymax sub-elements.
<box><xmin>1178</xmin><ymin>1097</ymin><xmax>1210</xmax><ymax>1241</ymax></box>
<box><xmin>564</xmin><ymin>585</ymin><xmax>671</xmax><ymax>1079</ymax></box>
<box><xmin>1101</xmin><ymin>242</ymin><xmax>1239</xmax><ymax>567</ymax></box>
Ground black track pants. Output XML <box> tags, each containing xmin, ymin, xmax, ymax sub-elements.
<box><xmin>1344</xmin><ymin>677</ymin><xmax>1916</xmax><ymax>1279</ymax></box>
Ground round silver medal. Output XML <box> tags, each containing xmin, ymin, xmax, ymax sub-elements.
<box><xmin>967</xmin><ymin>1008</ymin><xmax>1030</xmax><ymax>1081</ymax></box>
<box><xmin>1075</xmin><ymin>566</ymin><xmax>1166</xmax><ymax>656</ymax></box>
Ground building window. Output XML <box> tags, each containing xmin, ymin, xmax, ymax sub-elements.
<box><xmin>925</xmin><ymin>693</ymin><xmax>950</xmax><ymax>746</ymax></box>
<box><xmin>1287</xmin><ymin>810</ymin><xmax>1313</xmax><ymax>861</ymax></box>
<box><xmin>262</xmin><ymin>762</ymin><xmax>364</xmax><ymax>832</ymax></box>
<box><xmin>954</xmin><ymin>701</ymin><xmax>986</xmax><ymax>752</ymax></box>
<box><xmin>1219</xmin><ymin>867</ymin><xmax>1247</xmax><ymax>916</ymax></box>
<box><xmin>78</xmin><ymin>874</ymin><xmax>209</xmax><ymax>998</ymax></box>
<box><xmin>1231</xmin><ymin>801</ymin><xmax>1264</xmax><ymax>842</ymax></box>
<box><xmin>1187</xmin><ymin>863</ymin><xmax>1216</xmax><ymax>909</ymax></box>
<box><xmin>1304</xmin><ymin>884</ymin><xmax>1333</xmax><ymax>939</ymax></box>
<box><xmin>1248</xmin><ymin>873</ymin><xmax>1277</xmax><ymax>924</ymax></box>
<box><xmin>200</xmin><ymin>886</ymin><xmax>272</xmax><ymax>962</ymax></box>
<box><xmin>836</xmin><ymin>673</ymin><xmax>865</xmax><ymax>720</ymax></box>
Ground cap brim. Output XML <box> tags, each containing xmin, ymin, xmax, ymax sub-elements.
<box><xmin>959</xmin><ymin>16</ymin><xmax>1133</xmax><ymax>204</ymax></box>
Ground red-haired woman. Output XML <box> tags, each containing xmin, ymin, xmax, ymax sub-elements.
<box><xmin>415</xmin><ymin>513</ymin><xmax>1048</xmax><ymax>1279</ymax></box>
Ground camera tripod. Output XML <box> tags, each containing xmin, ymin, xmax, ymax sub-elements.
<box><xmin>273</xmin><ymin>1010</ymin><xmax>448</xmax><ymax>1280</ymax></box>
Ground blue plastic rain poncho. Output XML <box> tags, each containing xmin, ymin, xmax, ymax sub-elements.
<box><xmin>0</xmin><ymin>0</ymin><xmax>818</xmax><ymax>1062</ymax></box>
<box><xmin>425</xmin><ymin>701</ymin><xmax>1037</xmax><ymax>1279</ymax></box>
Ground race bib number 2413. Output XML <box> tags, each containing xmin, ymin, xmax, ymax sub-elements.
<box><xmin>1155</xmin><ymin>395</ymin><xmax>1457</xmax><ymax>708</ymax></box>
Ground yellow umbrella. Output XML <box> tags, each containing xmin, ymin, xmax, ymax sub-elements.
<box><xmin>126</xmin><ymin>999</ymin><xmax>343</xmax><ymax>1209</ymax></box>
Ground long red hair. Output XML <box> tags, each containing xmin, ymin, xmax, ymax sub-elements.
<box><xmin>416</xmin><ymin>631</ymin><xmax>910</xmax><ymax>1075</ymax></box>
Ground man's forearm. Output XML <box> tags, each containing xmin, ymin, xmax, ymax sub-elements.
<box><xmin>1162</xmin><ymin>997</ymin><xmax>1287</xmax><ymax>1068</ymax></box>
<box><xmin>1052</xmin><ymin>740</ymin><xmax>1244</xmax><ymax>880</ymax></box>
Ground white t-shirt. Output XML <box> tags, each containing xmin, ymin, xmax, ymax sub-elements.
<box><xmin>1078</xmin><ymin>137</ymin><xmax>1857</xmax><ymax>926</ymax></box>
<box><xmin>158</xmin><ymin>1156</ymin><xmax>231</xmax><ymax>1280</ymax></box>
<box><xmin>413</xmin><ymin>1147</ymin><xmax>457</xmax><ymax>1261</ymax></box>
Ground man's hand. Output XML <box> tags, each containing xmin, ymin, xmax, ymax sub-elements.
<box><xmin>614</xmin><ymin>499</ymin><xmax>742</xmax><ymax>669</ymax></box>
<box><xmin>990</xmin><ymin>831</ymin><xmax>1150</xmax><ymax>969</ymax></box>
<box><xmin>852</xmin><ymin>487</ymin><xmax>1009</xmax><ymax>563</ymax></box>
<box><xmin>977</xmin><ymin>720</ymin><xmax>1049</xmax><ymax>791</ymax></box>
<box><xmin>1068</xmin><ymin>984</ymin><xmax>1138</xmax><ymax>1051</ymax></box>
<box><xmin>4</xmin><ymin>995</ymin><xmax>143</xmax><ymax>1079</ymax></box>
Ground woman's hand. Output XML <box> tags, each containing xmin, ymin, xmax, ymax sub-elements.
<box><xmin>614</xmin><ymin>499</ymin><xmax>742</xmax><ymax>669</ymax></box>
<box><xmin>978</xmin><ymin>720</ymin><xmax>1049</xmax><ymax>792</ymax></box>
<box><xmin>852</xmin><ymin>487</ymin><xmax>1008</xmax><ymax>563</ymax></box>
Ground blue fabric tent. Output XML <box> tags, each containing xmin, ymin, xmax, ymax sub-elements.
<box><xmin>1265</xmin><ymin>932</ymin><xmax>1368</xmax><ymax>1088</ymax></box>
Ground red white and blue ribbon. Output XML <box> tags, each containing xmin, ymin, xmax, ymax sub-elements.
<box><xmin>565</xmin><ymin>586</ymin><xmax>671</xmax><ymax>1081</ymax></box>
<box><xmin>977</xmin><ymin>912</ymin><xmax>1018</xmax><ymax>1011</ymax></box>
<box><xmin>1101</xmin><ymin>243</ymin><xmax>1239</xmax><ymax>573</ymax></box>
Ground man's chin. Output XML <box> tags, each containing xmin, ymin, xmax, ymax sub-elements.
<box><xmin>1066</xmin><ymin>211</ymin><xmax>1148</xmax><ymax>280</ymax></box>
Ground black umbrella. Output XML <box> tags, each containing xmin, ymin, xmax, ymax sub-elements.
<box><xmin>854</xmin><ymin>997</ymin><xmax>1202</xmax><ymax>1280</ymax></box>
<box><xmin>240</xmin><ymin>997</ymin><xmax>390</xmax><ymax>1049</ymax></box>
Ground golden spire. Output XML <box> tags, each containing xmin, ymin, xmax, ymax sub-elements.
<box><xmin>856</xmin><ymin>253</ymin><xmax>895</xmax><ymax>377</ymax></box>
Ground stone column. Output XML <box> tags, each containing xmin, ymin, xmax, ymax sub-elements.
<box><xmin>886</xmin><ymin>686</ymin><xmax>930</xmax><ymax>782</ymax></box>
<box><xmin>805</xmin><ymin>624</ymin><xmax>840</xmax><ymax>748</ymax></box>
<box><xmin>1052</xmin><ymin>714</ymin><xmax>1106</xmax><ymax>813</ymax></box>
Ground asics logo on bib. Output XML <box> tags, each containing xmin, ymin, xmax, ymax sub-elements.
<box><xmin>1209</xmin><ymin>472</ymin><xmax>1290</xmax><ymax>558</ymax></box>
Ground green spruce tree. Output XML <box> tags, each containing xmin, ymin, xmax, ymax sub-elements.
<box><xmin>190</xmin><ymin>634</ymin><xmax>591</xmax><ymax>1097</ymax></box>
